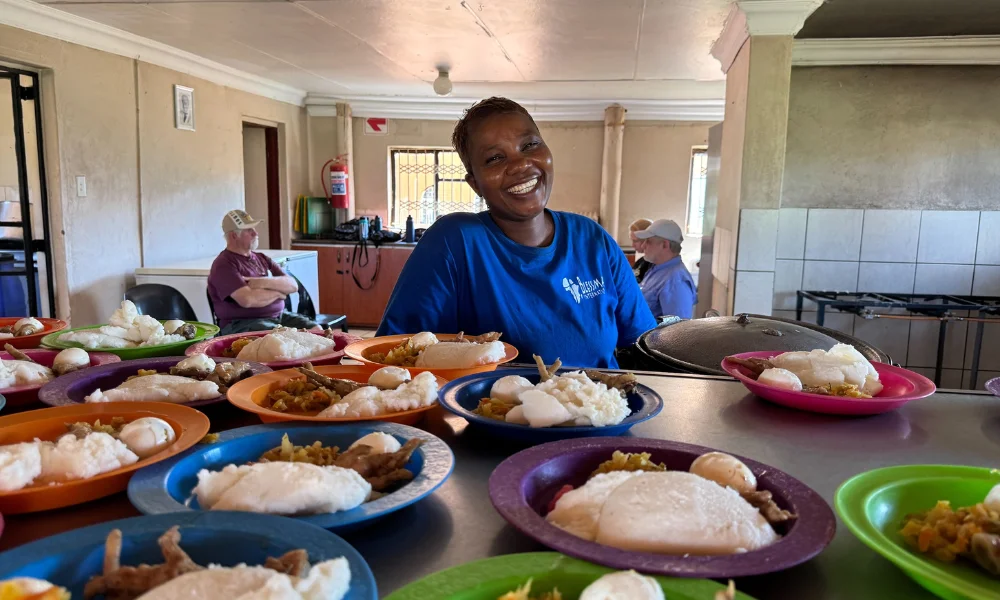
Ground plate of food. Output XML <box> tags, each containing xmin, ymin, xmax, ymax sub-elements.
<box><xmin>0</xmin><ymin>401</ymin><xmax>209</xmax><ymax>514</ymax></box>
<box><xmin>836</xmin><ymin>465</ymin><xmax>1000</xmax><ymax>600</ymax></box>
<box><xmin>489</xmin><ymin>436</ymin><xmax>836</xmax><ymax>578</ymax></box>
<box><xmin>722</xmin><ymin>345</ymin><xmax>936</xmax><ymax>415</ymax></box>
<box><xmin>0</xmin><ymin>317</ymin><xmax>67</xmax><ymax>349</ymax></box>
<box><xmin>0</xmin><ymin>346</ymin><xmax>121</xmax><ymax>409</ymax></box>
<box><xmin>438</xmin><ymin>356</ymin><xmax>662</xmax><ymax>442</ymax></box>
<box><xmin>128</xmin><ymin>422</ymin><xmax>454</xmax><ymax>531</ymax></box>
<box><xmin>384</xmin><ymin>552</ymin><xmax>752</xmax><ymax>600</ymax></box>
<box><xmin>41</xmin><ymin>301</ymin><xmax>219</xmax><ymax>359</ymax></box>
<box><xmin>185</xmin><ymin>327</ymin><xmax>358</xmax><ymax>369</ymax></box>
<box><xmin>0</xmin><ymin>511</ymin><xmax>377</xmax><ymax>599</ymax></box>
<box><xmin>227</xmin><ymin>364</ymin><xmax>446</xmax><ymax>425</ymax></box>
<box><xmin>37</xmin><ymin>354</ymin><xmax>269</xmax><ymax>409</ymax></box>
<box><xmin>344</xmin><ymin>332</ymin><xmax>519</xmax><ymax>379</ymax></box>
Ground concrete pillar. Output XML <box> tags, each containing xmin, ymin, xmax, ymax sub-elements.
<box><xmin>335</xmin><ymin>102</ymin><xmax>356</xmax><ymax>219</ymax></box>
<box><xmin>707</xmin><ymin>0</ymin><xmax>821</xmax><ymax>316</ymax></box>
<box><xmin>599</xmin><ymin>104</ymin><xmax>626</xmax><ymax>239</ymax></box>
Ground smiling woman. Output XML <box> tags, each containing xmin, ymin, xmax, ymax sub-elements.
<box><xmin>376</xmin><ymin>97</ymin><xmax>656</xmax><ymax>369</ymax></box>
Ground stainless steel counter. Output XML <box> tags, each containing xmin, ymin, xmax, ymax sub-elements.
<box><xmin>337</xmin><ymin>373</ymin><xmax>999</xmax><ymax>599</ymax></box>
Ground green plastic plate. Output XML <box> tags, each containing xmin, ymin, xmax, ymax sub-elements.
<box><xmin>384</xmin><ymin>553</ymin><xmax>755</xmax><ymax>600</ymax></box>
<box><xmin>836</xmin><ymin>465</ymin><xmax>1000</xmax><ymax>600</ymax></box>
<box><xmin>40</xmin><ymin>322</ymin><xmax>219</xmax><ymax>360</ymax></box>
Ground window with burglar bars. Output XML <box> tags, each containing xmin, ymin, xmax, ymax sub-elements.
<box><xmin>389</xmin><ymin>148</ymin><xmax>485</xmax><ymax>228</ymax></box>
<box><xmin>685</xmin><ymin>147</ymin><xmax>708</xmax><ymax>237</ymax></box>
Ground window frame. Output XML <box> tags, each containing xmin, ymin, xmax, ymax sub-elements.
<box><xmin>684</xmin><ymin>145</ymin><xmax>709</xmax><ymax>237</ymax></box>
<box><xmin>387</xmin><ymin>146</ymin><xmax>482</xmax><ymax>228</ymax></box>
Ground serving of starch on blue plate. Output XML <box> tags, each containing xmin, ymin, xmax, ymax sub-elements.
<box><xmin>438</xmin><ymin>368</ymin><xmax>663</xmax><ymax>443</ymax></box>
<box><xmin>0</xmin><ymin>511</ymin><xmax>377</xmax><ymax>599</ymax></box>
<box><xmin>128</xmin><ymin>422</ymin><xmax>454</xmax><ymax>531</ymax></box>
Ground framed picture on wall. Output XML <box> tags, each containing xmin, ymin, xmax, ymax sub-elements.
<box><xmin>174</xmin><ymin>85</ymin><xmax>195</xmax><ymax>131</ymax></box>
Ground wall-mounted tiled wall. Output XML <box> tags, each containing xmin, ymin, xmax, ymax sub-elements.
<box><xmin>756</xmin><ymin>208</ymin><xmax>1000</xmax><ymax>391</ymax></box>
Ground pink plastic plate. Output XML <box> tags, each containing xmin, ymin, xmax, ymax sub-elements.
<box><xmin>184</xmin><ymin>330</ymin><xmax>359</xmax><ymax>369</ymax></box>
<box><xmin>721</xmin><ymin>350</ymin><xmax>936</xmax><ymax>416</ymax></box>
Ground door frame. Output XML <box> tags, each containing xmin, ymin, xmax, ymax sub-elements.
<box><xmin>0</xmin><ymin>65</ymin><xmax>57</xmax><ymax>317</ymax></box>
<box><xmin>264</xmin><ymin>126</ymin><xmax>281</xmax><ymax>249</ymax></box>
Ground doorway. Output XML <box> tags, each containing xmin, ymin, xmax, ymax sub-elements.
<box><xmin>241</xmin><ymin>123</ymin><xmax>281</xmax><ymax>249</ymax></box>
<box><xmin>0</xmin><ymin>66</ymin><xmax>56</xmax><ymax>318</ymax></box>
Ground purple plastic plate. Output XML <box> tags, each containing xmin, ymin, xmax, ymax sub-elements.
<box><xmin>489</xmin><ymin>437</ymin><xmax>836</xmax><ymax>578</ymax></box>
<box><xmin>0</xmin><ymin>350</ymin><xmax>120</xmax><ymax>409</ymax></box>
<box><xmin>37</xmin><ymin>356</ymin><xmax>271</xmax><ymax>408</ymax></box>
<box><xmin>986</xmin><ymin>377</ymin><xmax>1000</xmax><ymax>397</ymax></box>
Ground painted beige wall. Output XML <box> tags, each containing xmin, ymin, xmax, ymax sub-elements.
<box><xmin>783</xmin><ymin>65</ymin><xmax>1000</xmax><ymax>210</ymax></box>
<box><xmin>351</xmin><ymin>118</ymin><xmax>454</xmax><ymax>222</ymax></box>
<box><xmin>716</xmin><ymin>39</ymin><xmax>749</xmax><ymax>263</ymax></box>
<box><xmin>0</xmin><ymin>82</ymin><xmax>16</xmax><ymax>190</ymax></box>
<box><xmin>308</xmin><ymin>115</ymin><xmax>336</xmax><ymax>198</ymax></box>
<box><xmin>2</xmin><ymin>25</ymin><xmax>141</xmax><ymax>325</ymax></box>
<box><xmin>1</xmin><ymin>25</ymin><xmax>308</xmax><ymax>325</ymax></box>
<box><xmin>342</xmin><ymin>116</ymin><xmax>705</xmax><ymax>240</ymax></box>
<box><xmin>242</xmin><ymin>125</ymin><xmax>269</xmax><ymax>249</ymax></box>
<box><xmin>618</xmin><ymin>121</ymin><xmax>711</xmax><ymax>242</ymax></box>
<box><xmin>137</xmin><ymin>62</ymin><xmax>307</xmax><ymax>267</ymax></box>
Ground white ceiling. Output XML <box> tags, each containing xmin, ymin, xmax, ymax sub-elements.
<box><xmin>33</xmin><ymin>0</ymin><xmax>731</xmax><ymax>99</ymax></box>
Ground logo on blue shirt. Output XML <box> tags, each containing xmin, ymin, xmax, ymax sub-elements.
<box><xmin>562</xmin><ymin>276</ymin><xmax>605</xmax><ymax>304</ymax></box>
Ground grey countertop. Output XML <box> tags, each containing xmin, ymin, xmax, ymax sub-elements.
<box><xmin>336</xmin><ymin>372</ymin><xmax>999</xmax><ymax>599</ymax></box>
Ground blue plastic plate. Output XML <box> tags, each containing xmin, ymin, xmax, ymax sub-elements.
<box><xmin>128</xmin><ymin>422</ymin><xmax>454</xmax><ymax>531</ymax></box>
<box><xmin>439</xmin><ymin>368</ymin><xmax>663</xmax><ymax>443</ymax></box>
<box><xmin>0</xmin><ymin>511</ymin><xmax>377</xmax><ymax>599</ymax></box>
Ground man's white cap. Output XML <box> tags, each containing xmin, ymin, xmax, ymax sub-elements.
<box><xmin>222</xmin><ymin>209</ymin><xmax>263</xmax><ymax>233</ymax></box>
<box><xmin>634</xmin><ymin>218</ymin><xmax>683</xmax><ymax>243</ymax></box>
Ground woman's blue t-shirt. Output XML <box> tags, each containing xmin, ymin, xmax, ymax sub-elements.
<box><xmin>376</xmin><ymin>210</ymin><xmax>657</xmax><ymax>368</ymax></box>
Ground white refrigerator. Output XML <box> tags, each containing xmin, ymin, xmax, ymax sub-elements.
<box><xmin>134</xmin><ymin>250</ymin><xmax>319</xmax><ymax>324</ymax></box>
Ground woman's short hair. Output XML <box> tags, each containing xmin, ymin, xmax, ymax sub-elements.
<box><xmin>629</xmin><ymin>218</ymin><xmax>652</xmax><ymax>232</ymax></box>
<box><xmin>452</xmin><ymin>97</ymin><xmax>537</xmax><ymax>171</ymax></box>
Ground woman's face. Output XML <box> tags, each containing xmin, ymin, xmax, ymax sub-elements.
<box><xmin>630</xmin><ymin>232</ymin><xmax>646</xmax><ymax>253</ymax></box>
<box><xmin>464</xmin><ymin>112</ymin><xmax>554</xmax><ymax>222</ymax></box>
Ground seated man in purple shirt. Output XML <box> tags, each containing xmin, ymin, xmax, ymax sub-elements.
<box><xmin>208</xmin><ymin>210</ymin><xmax>317</xmax><ymax>334</ymax></box>
<box><xmin>636</xmin><ymin>219</ymin><xmax>697</xmax><ymax>320</ymax></box>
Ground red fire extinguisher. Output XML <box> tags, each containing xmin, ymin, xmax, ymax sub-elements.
<box><xmin>321</xmin><ymin>155</ymin><xmax>349</xmax><ymax>209</ymax></box>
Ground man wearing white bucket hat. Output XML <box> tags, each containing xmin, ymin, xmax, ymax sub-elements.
<box><xmin>634</xmin><ymin>219</ymin><xmax>697</xmax><ymax>320</ymax></box>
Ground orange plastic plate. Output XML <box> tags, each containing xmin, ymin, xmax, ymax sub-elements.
<box><xmin>0</xmin><ymin>402</ymin><xmax>210</xmax><ymax>514</ymax></box>
<box><xmin>0</xmin><ymin>318</ymin><xmax>68</xmax><ymax>349</ymax></box>
<box><xmin>342</xmin><ymin>334</ymin><xmax>518</xmax><ymax>380</ymax></box>
<box><xmin>226</xmin><ymin>365</ymin><xmax>448</xmax><ymax>425</ymax></box>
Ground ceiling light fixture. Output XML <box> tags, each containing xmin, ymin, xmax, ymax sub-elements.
<box><xmin>433</xmin><ymin>69</ymin><xmax>453</xmax><ymax>96</ymax></box>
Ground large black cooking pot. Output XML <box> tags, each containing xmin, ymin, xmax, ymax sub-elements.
<box><xmin>630</xmin><ymin>314</ymin><xmax>890</xmax><ymax>376</ymax></box>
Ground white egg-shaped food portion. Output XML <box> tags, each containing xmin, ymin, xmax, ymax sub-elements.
<box><xmin>689</xmin><ymin>451</ymin><xmax>757</xmax><ymax>494</ymax></box>
<box><xmin>118</xmin><ymin>417</ymin><xmax>177</xmax><ymax>458</ymax></box>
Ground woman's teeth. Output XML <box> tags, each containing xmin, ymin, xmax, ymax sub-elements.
<box><xmin>506</xmin><ymin>177</ymin><xmax>539</xmax><ymax>195</ymax></box>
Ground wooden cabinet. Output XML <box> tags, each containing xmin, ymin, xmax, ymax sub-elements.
<box><xmin>292</xmin><ymin>244</ymin><xmax>413</xmax><ymax>328</ymax></box>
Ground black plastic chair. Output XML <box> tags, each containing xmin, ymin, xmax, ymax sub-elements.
<box><xmin>124</xmin><ymin>284</ymin><xmax>197</xmax><ymax>322</ymax></box>
<box><xmin>284</xmin><ymin>273</ymin><xmax>348</xmax><ymax>332</ymax></box>
<box><xmin>206</xmin><ymin>289</ymin><xmax>219</xmax><ymax>327</ymax></box>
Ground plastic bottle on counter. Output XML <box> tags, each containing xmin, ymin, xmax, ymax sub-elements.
<box><xmin>358</xmin><ymin>216</ymin><xmax>370</xmax><ymax>241</ymax></box>
<box><xmin>404</xmin><ymin>215</ymin><xmax>415</xmax><ymax>243</ymax></box>
<box><xmin>373</xmin><ymin>215</ymin><xmax>382</xmax><ymax>233</ymax></box>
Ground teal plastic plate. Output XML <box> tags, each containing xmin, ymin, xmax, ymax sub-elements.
<box><xmin>836</xmin><ymin>465</ymin><xmax>1000</xmax><ymax>600</ymax></box>
<box><xmin>384</xmin><ymin>553</ymin><xmax>755</xmax><ymax>600</ymax></box>
<box><xmin>40</xmin><ymin>322</ymin><xmax>219</xmax><ymax>359</ymax></box>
